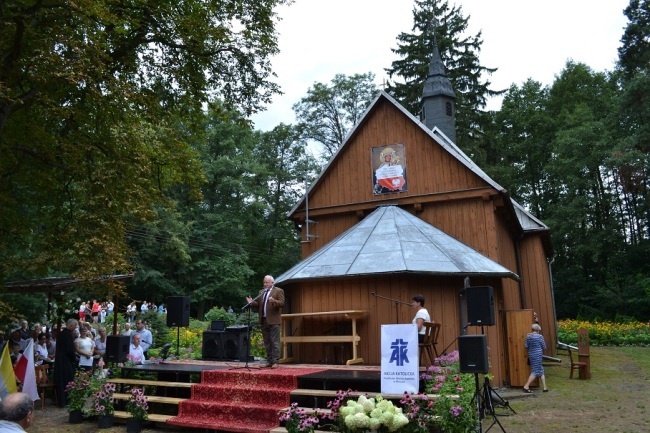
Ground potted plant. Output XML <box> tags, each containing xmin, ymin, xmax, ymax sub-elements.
<box><xmin>278</xmin><ymin>402</ymin><xmax>322</xmax><ymax>433</ymax></box>
<box><xmin>125</xmin><ymin>387</ymin><xmax>149</xmax><ymax>433</ymax></box>
<box><xmin>65</xmin><ymin>371</ymin><xmax>92</xmax><ymax>423</ymax></box>
<box><xmin>92</xmin><ymin>381</ymin><xmax>117</xmax><ymax>428</ymax></box>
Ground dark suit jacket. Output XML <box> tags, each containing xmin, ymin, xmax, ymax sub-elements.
<box><xmin>252</xmin><ymin>286</ymin><xmax>285</xmax><ymax>325</ymax></box>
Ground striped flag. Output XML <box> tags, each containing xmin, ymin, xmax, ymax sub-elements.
<box><xmin>0</xmin><ymin>342</ymin><xmax>18</xmax><ymax>399</ymax></box>
<box><xmin>13</xmin><ymin>339</ymin><xmax>39</xmax><ymax>402</ymax></box>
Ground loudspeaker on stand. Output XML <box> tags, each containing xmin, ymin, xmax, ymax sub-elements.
<box><xmin>466</xmin><ymin>286</ymin><xmax>495</xmax><ymax>326</ymax></box>
<box><xmin>458</xmin><ymin>334</ymin><xmax>489</xmax><ymax>374</ymax></box>
<box><xmin>166</xmin><ymin>296</ymin><xmax>190</xmax><ymax>327</ymax></box>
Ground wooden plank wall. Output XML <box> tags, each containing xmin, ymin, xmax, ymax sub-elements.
<box><xmin>305</xmin><ymin>101</ymin><xmax>487</xmax><ymax>211</ymax></box>
<box><xmin>518</xmin><ymin>236</ymin><xmax>557</xmax><ymax>355</ymax></box>
<box><xmin>281</xmin><ymin>275</ymin><xmax>507</xmax><ymax>385</ymax></box>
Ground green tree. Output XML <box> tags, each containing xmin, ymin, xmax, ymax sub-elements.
<box><xmin>292</xmin><ymin>73</ymin><xmax>378</xmax><ymax>159</ymax></box>
<box><xmin>487</xmin><ymin>80</ymin><xmax>555</xmax><ymax>217</ymax></box>
<box><xmin>0</xmin><ymin>0</ymin><xmax>287</xmax><ymax>282</ymax></box>
<box><xmin>249</xmin><ymin>123</ymin><xmax>320</xmax><ymax>278</ymax></box>
<box><xmin>385</xmin><ymin>0</ymin><xmax>501</xmax><ymax>162</ymax></box>
<box><xmin>544</xmin><ymin>62</ymin><xmax>624</xmax><ymax>319</ymax></box>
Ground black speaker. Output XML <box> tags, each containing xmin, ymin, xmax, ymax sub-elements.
<box><xmin>167</xmin><ymin>296</ymin><xmax>190</xmax><ymax>327</ymax></box>
<box><xmin>466</xmin><ymin>286</ymin><xmax>495</xmax><ymax>326</ymax></box>
<box><xmin>223</xmin><ymin>331</ymin><xmax>249</xmax><ymax>361</ymax></box>
<box><xmin>202</xmin><ymin>331</ymin><xmax>226</xmax><ymax>360</ymax></box>
<box><xmin>458</xmin><ymin>335</ymin><xmax>489</xmax><ymax>373</ymax></box>
<box><xmin>105</xmin><ymin>335</ymin><xmax>130</xmax><ymax>363</ymax></box>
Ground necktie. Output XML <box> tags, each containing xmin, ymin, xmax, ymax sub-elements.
<box><xmin>263</xmin><ymin>289</ymin><xmax>271</xmax><ymax>317</ymax></box>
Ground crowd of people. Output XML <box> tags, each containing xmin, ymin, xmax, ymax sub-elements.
<box><xmin>0</xmin><ymin>299</ymin><xmax>163</xmax><ymax>409</ymax></box>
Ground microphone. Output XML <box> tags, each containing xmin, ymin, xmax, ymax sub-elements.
<box><xmin>241</xmin><ymin>291</ymin><xmax>263</xmax><ymax>310</ymax></box>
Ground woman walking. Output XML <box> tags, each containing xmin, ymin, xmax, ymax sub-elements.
<box><xmin>523</xmin><ymin>323</ymin><xmax>548</xmax><ymax>393</ymax></box>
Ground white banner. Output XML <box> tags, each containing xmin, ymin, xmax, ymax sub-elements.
<box><xmin>380</xmin><ymin>324</ymin><xmax>419</xmax><ymax>394</ymax></box>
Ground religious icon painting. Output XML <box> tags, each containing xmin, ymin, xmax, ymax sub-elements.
<box><xmin>371</xmin><ymin>143</ymin><xmax>407</xmax><ymax>195</ymax></box>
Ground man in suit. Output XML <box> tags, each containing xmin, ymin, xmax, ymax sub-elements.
<box><xmin>246</xmin><ymin>275</ymin><xmax>285</xmax><ymax>368</ymax></box>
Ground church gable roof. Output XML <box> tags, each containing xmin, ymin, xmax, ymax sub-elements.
<box><xmin>276</xmin><ymin>205</ymin><xmax>518</xmax><ymax>285</ymax></box>
<box><xmin>289</xmin><ymin>91</ymin><xmax>548</xmax><ymax>237</ymax></box>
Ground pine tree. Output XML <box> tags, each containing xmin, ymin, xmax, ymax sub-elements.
<box><xmin>385</xmin><ymin>0</ymin><xmax>501</xmax><ymax>162</ymax></box>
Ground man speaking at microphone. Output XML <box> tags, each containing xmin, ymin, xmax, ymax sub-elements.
<box><xmin>246</xmin><ymin>275</ymin><xmax>285</xmax><ymax>368</ymax></box>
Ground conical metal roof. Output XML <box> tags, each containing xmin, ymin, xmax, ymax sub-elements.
<box><xmin>276</xmin><ymin>206</ymin><xmax>519</xmax><ymax>285</ymax></box>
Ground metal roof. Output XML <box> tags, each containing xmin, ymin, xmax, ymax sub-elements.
<box><xmin>276</xmin><ymin>205</ymin><xmax>519</xmax><ymax>285</ymax></box>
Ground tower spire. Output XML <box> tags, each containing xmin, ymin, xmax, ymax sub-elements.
<box><xmin>420</xmin><ymin>24</ymin><xmax>456</xmax><ymax>142</ymax></box>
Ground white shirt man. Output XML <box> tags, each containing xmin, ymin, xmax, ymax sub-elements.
<box><xmin>129</xmin><ymin>334</ymin><xmax>144</xmax><ymax>364</ymax></box>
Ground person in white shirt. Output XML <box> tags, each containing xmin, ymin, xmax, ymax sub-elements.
<box><xmin>411</xmin><ymin>294</ymin><xmax>431</xmax><ymax>343</ymax></box>
<box><xmin>75</xmin><ymin>328</ymin><xmax>94</xmax><ymax>371</ymax></box>
<box><xmin>133</xmin><ymin>319</ymin><xmax>153</xmax><ymax>359</ymax></box>
<box><xmin>34</xmin><ymin>333</ymin><xmax>53</xmax><ymax>364</ymax></box>
<box><xmin>129</xmin><ymin>334</ymin><xmax>144</xmax><ymax>364</ymax></box>
<box><xmin>94</xmin><ymin>327</ymin><xmax>107</xmax><ymax>360</ymax></box>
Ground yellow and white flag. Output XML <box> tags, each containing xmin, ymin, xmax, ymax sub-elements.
<box><xmin>0</xmin><ymin>343</ymin><xmax>18</xmax><ymax>399</ymax></box>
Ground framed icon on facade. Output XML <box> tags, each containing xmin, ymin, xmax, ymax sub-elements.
<box><xmin>371</xmin><ymin>143</ymin><xmax>407</xmax><ymax>195</ymax></box>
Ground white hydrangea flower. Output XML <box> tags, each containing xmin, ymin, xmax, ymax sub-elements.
<box><xmin>368</xmin><ymin>417</ymin><xmax>382</xmax><ymax>430</ymax></box>
<box><xmin>388</xmin><ymin>413</ymin><xmax>410</xmax><ymax>431</ymax></box>
<box><xmin>360</xmin><ymin>397</ymin><xmax>376</xmax><ymax>413</ymax></box>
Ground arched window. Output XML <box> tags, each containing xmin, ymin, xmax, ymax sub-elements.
<box><xmin>446</xmin><ymin>102</ymin><xmax>453</xmax><ymax>116</ymax></box>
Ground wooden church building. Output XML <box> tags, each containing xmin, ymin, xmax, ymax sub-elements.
<box><xmin>275</xmin><ymin>41</ymin><xmax>556</xmax><ymax>387</ymax></box>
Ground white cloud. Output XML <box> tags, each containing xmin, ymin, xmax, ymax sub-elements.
<box><xmin>251</xmin><ymin>0</ymin><xmax>629</xmax><ymax>130</ymax></box>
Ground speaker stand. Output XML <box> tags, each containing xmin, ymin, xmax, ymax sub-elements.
<box><xmin>229</xmin><ymin>304</ymin><xmax>254</xmax><ymax>371</ymax></box>
<box><xmin>477</xmin><ymin>375</ymin><xmax>509</xmax><ymax>433</ymax></box>
<box><xmin>176</xmin><ymin>326</ymin><xmax>180</xmax><ymax>357</ymax></box>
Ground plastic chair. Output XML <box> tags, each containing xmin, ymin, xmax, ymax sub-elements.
<box><xmin>419</xmin><ymin>322</ymin><xmax>441</xmax><ymax>366</ymax></box>
<box><xmin>35</xmin><ymin>364</ymin><xmax>57</xmax><ymax>408</ymax></box>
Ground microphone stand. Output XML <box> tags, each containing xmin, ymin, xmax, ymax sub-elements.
<box><xmin>370</xmin><ymin>292</ymin><xmax>411</xmax><ymax>323</ymax></box>
<box><xmin>231</xmin><ymin>292</ymin><xmax>263</xmax><ymax>371</ymax></box>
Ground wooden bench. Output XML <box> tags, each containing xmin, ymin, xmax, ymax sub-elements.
<box><xmin>281</xmin><ymin>310</ymin><xmax>367</xmax><ymax>365</ymax></box>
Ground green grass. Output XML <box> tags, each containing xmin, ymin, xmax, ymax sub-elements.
<box><xmin>496</xmin><ymin>346</ymin><xmax>650</xmax><ymax>433</ymax></box>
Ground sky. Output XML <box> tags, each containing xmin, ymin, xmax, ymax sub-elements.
<box><xmin>250</xmin><ymin>0</ymin><xmax>631</xmax><ymax>132</ymax></box>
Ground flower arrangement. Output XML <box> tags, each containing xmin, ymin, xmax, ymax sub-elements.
<box><xmin>279</xmin><ymin>402</ymin><xmax>321</xmax><ymax>433</ymax></box>
<box><xmin>277</xmin><ymin>351</ymin><xmax>477</xmax><ymax>433</ymax></box>
<box><xmin>65</xmin><ymin>371</ymin><xmax>93</xmax><ymax>413</ymax></box>
<box><xmin>319</xmin><ymin>390</ymin><xmax>410</xmax><ymax>433</ymax></box>
<box><xmin>420</xmin><ymin>351</ymin><xmax>477</xmax><ymax>433</ymax></box>
<box><xmin>126</xmin><ymin>387</ymin><xmax>149</xmax><ymax>420</ymax></box>
<box><xmin>91</xmin><ymin>381</ymin><xmax>116</xmax><ymax>416</ymax></box>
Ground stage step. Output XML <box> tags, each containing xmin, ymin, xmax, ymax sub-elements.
<box><xmin>113</xmin><ymin>410</ymin><xmax>172</xmax><ymax>422</ymax></box>
<box><xmin>112</xmin><ymin>393</ymin><xmax>186</xmax><ymax>405</ymax></box>
<box><xmin>107</xmin><ymin>378</ymin><xmax>193</xmax><ymax>388</ymax></box>
<box><xmin>278</xmin><ymin>406</ymin><xmax>332</xmax><ymax>415</ymax></box>
<box><xmin>270</xmin><ymin>428</ymin><xmax>329</xmax><ymax>433</ymax></box>
<box><xmin>290</xmin><ymin>388</ymin><xmax>456</xmax><ymax>400</ymax></box>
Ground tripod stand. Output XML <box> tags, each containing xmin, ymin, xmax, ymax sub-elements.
<box><xmin>230</xmin><ymin>294</ymin><xmax>260</xmax><ymax>371</ymax></box>
<box><xmin>471</xmin><ymin>374</ymin><xmax>509</xmax><ymax>433</ymax></box>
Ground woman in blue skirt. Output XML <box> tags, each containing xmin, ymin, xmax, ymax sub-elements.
<box><xmin>523</xmin><ymin>323</ymin><xmax>548</xmax><ymax>393</ymax></box>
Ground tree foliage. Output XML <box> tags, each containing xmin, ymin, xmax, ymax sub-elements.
<box><xmin>292</xmin><ymin>72</ymin><xmax>378</xmax><ymax>159</ymax></box>
<box><xmin>385</xmin><ymin>0</ymin><xmax>501</xmax><ymax>162</ymax></box>
<box><xmin>0</xmin><ymin>0</ymin><xmax>287</xmax><ymax>281</ymax></box>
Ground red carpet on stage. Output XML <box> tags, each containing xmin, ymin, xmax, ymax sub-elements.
<box><xmin>167</xmin><ymin>366</ymin><xmax>326</xmax><ymax>433</ymax></box>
